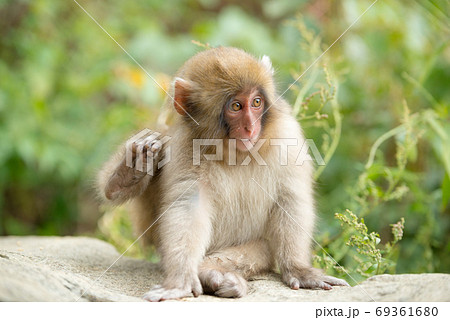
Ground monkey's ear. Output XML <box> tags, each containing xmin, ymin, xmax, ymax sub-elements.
<box><xmin>173</xmin><ymin>77</ymin><xmax>191</xmax><ymax>116</ymax></box>
<box><xmin>260</xmin><ymin>55</ymin><xmax>274</xmax><ymax>75</ymax></box>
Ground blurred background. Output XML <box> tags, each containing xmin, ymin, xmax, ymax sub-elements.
<box><xmin>0</xmin><ymin>0</ymin><xmax>448</xmax><ymax>281</ymax></box>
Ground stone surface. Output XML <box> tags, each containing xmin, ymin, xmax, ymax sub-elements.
<box><xmin>0</xmin><ymin>236</ymin><xmax>448</xmax><ymax>302</ymax></box>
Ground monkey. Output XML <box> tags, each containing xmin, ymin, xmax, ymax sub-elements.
<box><xmin>97</xmin><ymin>47</ymin><xmax>349</xmax><ymax>301</ymax></box>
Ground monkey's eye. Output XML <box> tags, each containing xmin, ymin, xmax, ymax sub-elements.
<box><xmin>253</xmin><ymin>97</ymin><xmax>262</xmax><ymax>108</ymax></box>
<box><xmin>230</xmin><ymin>102</ymin><xmax>242</xmax><ymax>111</ymax></box>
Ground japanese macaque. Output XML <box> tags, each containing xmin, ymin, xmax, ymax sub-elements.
<box><xmin>97</xmin><ymin>47</ymin><xmax>348</xmax><ymax>301</ymax></box>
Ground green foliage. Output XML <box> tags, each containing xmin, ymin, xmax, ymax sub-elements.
<box><xmin>97</xmin><ymin>206</ymin><xmax>157</xmax><ymax>262</ymax></box>
<box><xmin>283</xmin><ymin>2</ymin><xmax>449</xmax><ymax>280</ymax></box>
<box><xmin>0</xmin><ymin>0</ymin><xmax>448</xmax><ymax>278</ymax></box>
<box><xmin>333</xmin><ymin>209</ymin><xmax>404</xmax><ymax>278</ymax></box>
<box><xmin>317</xmin><ymin>98</ymin><xmax>450</xmax><ymax>281</ymax></box>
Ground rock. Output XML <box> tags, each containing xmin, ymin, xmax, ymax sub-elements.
<box><xmin>0</xmin><ymin>236</ymin><xmax>448</xmax><ymax>302</ymax></box>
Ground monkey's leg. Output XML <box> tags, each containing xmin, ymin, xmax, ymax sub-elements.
<box><xmin>198</xmin><ymin>240</ymin><xmax>273</xmax><ymax>298</ymax></box>
<box><xmin>98</xmin><ymin>133</ymin><xmax>162</xmax><ymax>204</ymax></box>
<box><xmin>268</xmin><ymin>189</ymin><xmax>349</xmax><ymax>290</ymax></box>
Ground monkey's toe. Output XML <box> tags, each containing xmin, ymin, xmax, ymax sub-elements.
<box><xmin>283</xmin><ymin>268</ymin><xmax>349</xmax><ymax>291</ymax></box>
<box><xmin>199</xmin><ymin>269</ymin><xmax>247</xmax><ymax>298</ymax></box>
<box><xmin>323</xmin><ymin>275</ymin><xmax>350</xmax><ymax>287</ymax></box>
<box><xmin>286</xmin><ymin>276</ymin><xmax>333</xmax><ymax>290</ymax></box>
<box><xmin>216</xmin><ymin>272</ymin><xmax>247</xmax><ymax>298</ymax></box>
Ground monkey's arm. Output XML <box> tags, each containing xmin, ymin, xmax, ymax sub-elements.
<box><xmin>97</xmin><ymin>135</ymin><xmax>162</xmax><ymax>205</ymax></box>
<box><xmin>143</xmin><ymin>181</ymin><xmax>212</xmax><ymax>301</ymax></box>
<box><xmin>268</xmin><ymin>175</ymin><xmax>349</xmax><ymax>290</ymax></box>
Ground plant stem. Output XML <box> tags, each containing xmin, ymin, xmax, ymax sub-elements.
<box><xmin>365</xmin><ymin>124</ymin><xmax>406</xmax><ymax>169</ymax></box>
<box><xmin>314</xmin><ymin>99</ymin><xmax>342</xmax><ymax>180</ymax></box>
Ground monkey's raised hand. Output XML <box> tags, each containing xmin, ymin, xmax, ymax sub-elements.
<box><xmin>128</xmin><ymin>132</ymin><xmax>163</xmax><ymax>175</ymax></box>
<box><xmin>102</xmin><ymin>132</ymin><xmax>162</xmax><ymax>203</ymax></box>
<box><xmin>282</xmin><ymin>267</ymin><xmax>350</xmax><ymax>290</ymax></box>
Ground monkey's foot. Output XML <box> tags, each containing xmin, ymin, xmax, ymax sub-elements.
<box><xmin>143</xmin><ymin>283</ymin><xmax>202</xmax><ymax>302</ymax></box>
<box><xmin>199</xmin><ymin>269</ymin><xmax>247</xmax><ymax>298</ymax></box>
<box><xmin>283</xmin><ymin>268</ymin><xmax>350</xmax><ymax>290</ymax></box>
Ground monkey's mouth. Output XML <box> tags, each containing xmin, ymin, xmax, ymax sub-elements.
<box><xmin>236</xmin><ymin>138</ymin><xmax>259</xmax><ymax>152</ymax></box>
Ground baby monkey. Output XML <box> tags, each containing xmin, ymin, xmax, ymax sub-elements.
<box><xmin>98</xmin><ymin>47</ymin><xmax>349</xmax><ymax>301</ymax></box>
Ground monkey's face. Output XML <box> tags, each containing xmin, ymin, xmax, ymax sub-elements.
<box><xmin>172</xmin><ymin>47</ymin><xmax>276</xmax><ymax>150</ymax></box>
<box><xmin>224</xmin><ymin>87</ymin><xmax>264</xmax><ymax>152</ymax></box>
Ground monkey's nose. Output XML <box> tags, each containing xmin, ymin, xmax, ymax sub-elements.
<box><xmin>244</xmin><ymin>125</ymin><xmax>258</xmax><ymax>139</ymax></box>
<box><xmin>244</xmin><ymin>124</ymin><xmax>254</xmax><ymax>134</ymax></box>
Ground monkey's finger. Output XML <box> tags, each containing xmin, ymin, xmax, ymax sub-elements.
<box><xmin>303</xmin><ymin>279</ymin><xmax>332</xmax><ymax>290</ymax></box>
<box><xmin>143</xmin><ymin>288</ymin><xmax>164</xmax><ymax>302</ymax></box>
<box><xmin>315</xmin><ymin>281</ymin><xmax>333</xmax><ymax>290</ymax></box>
<box><xmin>131</xmin><ymin>133</ymin><xmax>159</xmax><ymax>154</ymax></box>
<box><xmin>150</xmin><ymin>140</ymin><xmax>162</xmax><ymax>153</ymax></box>
<box><xmin>323</xmin><ymin>276</ymin><xmax>350</xmax><ymax>287</ymax></box>
<box><xmin>192</xmin><ymin>288</ymin><xmax>201</xmax><ymax>298</ymax></box>
<box><xmin>296</xmin><ymin>278</ymin><xmax>333</xmax><ymax>290</ymax></box>
<box><xmin>131</xmin><ymin>142</ymin><xmax>138</xmax><ymax>154</ymax></box>
<box><xmin>131</xmin><ymin>140</ymin><xmax>146</xmax><ymax>154</ymax></box>
<box><xmin>143</xmin><ymin>287</ymin><xmax>192</xmax><ymax>302</ymax></box>
<box><xmin>191</xmin><ymin>276</ymin><xmax>203</xmax><ymax>298</ymax></box>
<box><xmin>287</xmin><ymin>277</ymin><xmax>300</xmax><ymax>290</ymax></box>
<box><xmin>142</xmin><ymin>133</ymin><xmax>161</xmax><ymax>147</ymax></box>
<box><xmin>134</xmin><ymin>143</ymin><xmax>147</xmax><ymax>169</ymax></box>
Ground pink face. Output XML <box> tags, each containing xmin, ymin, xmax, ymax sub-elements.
<box><xmin>224</xmin><ymin>88</ymin><xmax>265</xmax><ymax>152</ymax></box>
